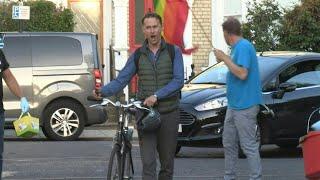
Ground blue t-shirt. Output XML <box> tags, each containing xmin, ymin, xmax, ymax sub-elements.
<box><xmin>226</xmin><ymin>39</ymin><xmax>262</xmax><ymax>109</ymax></box>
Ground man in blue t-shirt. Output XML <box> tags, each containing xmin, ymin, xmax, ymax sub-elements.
<box><xmin>214</xmin><ymin>17</ymin><xmax>262</xmax><ymax>180</ymax></box>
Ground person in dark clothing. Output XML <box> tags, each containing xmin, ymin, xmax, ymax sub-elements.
<box><xmin>94</xmin><ymin>12</ymin><xmax>184</xmax><ymax>180</ymax></box>
<box><xmin>0</xmin><ymin>35</ymin><xmax>29</xmax><ymax>179</ymax></box>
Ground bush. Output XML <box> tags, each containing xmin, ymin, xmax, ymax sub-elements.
<box><xmin>279</xmin><ymin>0</ymin><xmax>320</xmax><ymax>52</ymax></box>
<box><xmin>0</xmin><ymin>0</ymin><xmax>75</xmax><ymax>32</ymax></box>
<box><xmin>242</xmin><ymin>0</ymin><xmax>283</xmax><ymax>52</ymax></box>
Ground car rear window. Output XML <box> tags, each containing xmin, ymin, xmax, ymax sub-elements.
<box><xmin>32</xmin><ymin>36</ymin><xmax>82</xmax><ymax>67</ymax></box>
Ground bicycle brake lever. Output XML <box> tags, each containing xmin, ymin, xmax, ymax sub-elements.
<box><xmin>133</xmin><ymin>102</ymin><xmax>150</xmax><ymax>111</ymax></box>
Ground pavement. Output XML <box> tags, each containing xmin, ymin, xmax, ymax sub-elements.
<box><xmin>4</xmin><ymin>125</ymin><xmax>139</xmax><ymax>141</ymax></box>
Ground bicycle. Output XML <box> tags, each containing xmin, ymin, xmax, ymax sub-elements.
<box><xmin>88</xmin><ymin>96</ymin><xmax>150</xmax><ymax>180</ymax></box>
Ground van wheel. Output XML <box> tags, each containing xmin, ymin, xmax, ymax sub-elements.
<box><xmin>42</xmin><ymin>100</ymin><xmax>85</xmax><ymax>141</ymax></box>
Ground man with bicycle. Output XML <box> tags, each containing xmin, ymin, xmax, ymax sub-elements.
<box><xmin>95</xmin><ymin>12</ymin><xmax>184</xmax><ymax>180</ymax></box>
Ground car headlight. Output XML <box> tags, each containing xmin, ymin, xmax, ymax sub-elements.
<box><xmin>195</xmin><ymin>97</ymin><xmax>228</xmax><ymax>111</ymax></box>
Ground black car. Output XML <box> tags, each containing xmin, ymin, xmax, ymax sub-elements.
<box><xmin>177</xmin><ymin>51</ymin><xmax>320</xmax><ymax>153</ymax></box>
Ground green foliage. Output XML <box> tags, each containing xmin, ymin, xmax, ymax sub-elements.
<box><xmin>0</xmin><ymin>2</ymin><xmax>19</xmax><ymax>31</ymax></box>
<box><xmin>279</xmin><ymin>0</ymin><xmax>320</xmax><ymax>52</ymax></box>
<box><xmin>242</xmin><ymin>0</ymin><xmax>283</xmax><ymax>52</ymax></box>
<box><xmin>0</xmin><ymin>0</ymin><xmax>75</xmax><ymax>32</ymax></box>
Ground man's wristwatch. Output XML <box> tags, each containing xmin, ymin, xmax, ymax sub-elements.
<box><xmin>153</xmin><ymin>94</ymin><xmax>158</xmax><ymax>100</ymax></box>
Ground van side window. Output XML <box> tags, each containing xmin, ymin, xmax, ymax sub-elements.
<box><xmin>3</xmin><ymin>36</ymin><xmax>32</xmax><ymax>68</ymax></box>
<box><xmin>32</xmin><ymin>36</ymin><xmax>82</xmax><ymax>67</ymax></box>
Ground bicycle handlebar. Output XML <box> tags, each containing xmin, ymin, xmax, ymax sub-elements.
<box><xmin>87</xmin><ymin>96</ymin><xmax>150</xmax><ymax>111</ymax></box>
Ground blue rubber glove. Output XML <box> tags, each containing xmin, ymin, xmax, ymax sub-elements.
<box><xmin>20</xmin><ymin>97</ymin><xmax>29</xmax><ymax>113</ymax></box>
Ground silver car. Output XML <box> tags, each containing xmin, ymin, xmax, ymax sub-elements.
<box><xmin>2</xmin><ymin>32</ymin><xmax>107</xmax><ymax>140</ymax></box>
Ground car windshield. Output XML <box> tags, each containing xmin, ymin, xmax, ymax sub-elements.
<box><xmin>189</xmin><ymin>63</ymin><xmax>228</xmax><ymax>84</ymax></box>
<box><xmin>188</xmin><ymin>56</ymin><xmax>288</xmax><ymax>84</ymax></box>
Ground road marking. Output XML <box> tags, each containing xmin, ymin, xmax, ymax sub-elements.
<box><xmin>2</xmin><ymin>171</ymin><xmax>16</xmax><ymax>178</ymax></box>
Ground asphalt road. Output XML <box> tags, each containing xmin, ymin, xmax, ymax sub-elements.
<box><xmin>2</xmin><ymin>139</ymin><xmax>306</xmax><ymax>180</ymax></box>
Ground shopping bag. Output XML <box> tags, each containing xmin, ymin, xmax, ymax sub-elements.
<box><xmin>13</xmin><ymin>113</ymin><xmax>39</xmax><ymax>138</ymax></box>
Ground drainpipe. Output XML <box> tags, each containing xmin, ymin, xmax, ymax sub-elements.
<box><xmin>103</xmin><ymin>0</ymin><xmax>112</xmax><ymax>84</ymax></box>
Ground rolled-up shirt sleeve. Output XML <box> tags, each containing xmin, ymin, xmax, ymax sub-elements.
<box><xmin>155</xmin><ymin>46</ymin><xmax>184</xmax><ymax>99</ymax></box>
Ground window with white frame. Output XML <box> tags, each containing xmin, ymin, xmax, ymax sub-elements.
<box><xmin>224</xmin><ymin>0</ymin><xmax>242</xmax><ymax>16</ymax></box>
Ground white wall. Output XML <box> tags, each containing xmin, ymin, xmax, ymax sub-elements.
<box><xmin>103</xmin><ymin>0</ymin><xmax>112</xmax><ymax>84</ymax></box>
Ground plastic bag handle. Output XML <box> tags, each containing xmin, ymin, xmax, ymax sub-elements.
<box><xmin>18</xmin><ymin>112</ymin><xmax>31</xmax><ymax>120</ymax></box>
<box><xmin>306</xmin><ymin>107</ymin><xmax>320</xmax><ymax>134</ymax></box>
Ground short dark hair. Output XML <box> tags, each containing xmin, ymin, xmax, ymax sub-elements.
<box><xmin>141</xmin><ymin>12</ymin><xmax>162</xmax><ymax>25</ymax></box>
<box><xmin>222</xmin><ymin>17</ymin><xmax>242</xmax><ymax>36</ymax></box>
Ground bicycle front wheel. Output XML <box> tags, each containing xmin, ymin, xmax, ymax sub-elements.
<box><xmin>107</xmin><ymin>145</ymin><xmax>121</xmax><ymax>180</ymax></box>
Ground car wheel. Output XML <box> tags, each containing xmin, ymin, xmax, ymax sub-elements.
<box><xmin>276</xmin><ymin>142</ymin><xmax>298</xmax><ymax>149</ymax></box>
<box><xmin>42</xmin><ymin>100</ymin><xmax>85</xmax><ymax>141</ymax></box>
<box><xmin>175</xmin><ymin>145</ymin><xmax>181</xmax><ymax>155</ymax></box>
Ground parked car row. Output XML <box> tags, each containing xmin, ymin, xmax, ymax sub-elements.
<box><xmin>177</xmin><ymin>51</ymin><xmax>320</xmax><ymax>154</ymax></box>
<box><xmin>2</xmin><ymin>32</ymin><xmax>107</xmax><ymax>140</ymax></box>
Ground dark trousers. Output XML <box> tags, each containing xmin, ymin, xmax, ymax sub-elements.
<box><xmin>0</xmin><ymin>113</ymin><xmax>4</xmax><ymax>180</ymax></box>
<box><xmin>138</xmin><ymin>109</ymin><xmax>179</xmax><ymax>180</ymax></box>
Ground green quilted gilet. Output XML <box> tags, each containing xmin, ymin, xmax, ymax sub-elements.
<box><xmin>137</xmin><ymin>45</ymin><xmax>179</xmax><ymax>113</ymax></box>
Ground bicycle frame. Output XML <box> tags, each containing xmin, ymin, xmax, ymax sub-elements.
<box><xmin>88</xmin><ymin>96</ymin><xmax>149</xmax><ymax>180</ymax></box>
<box><xmin>90</xmin><ymin>97</ymin><xmax>151</xmax><ymax>180</ymax></box>
<box><xmin>113</xmin><ymin>105</ymin><xmax>134</xmax><ymax>177</ymax></box>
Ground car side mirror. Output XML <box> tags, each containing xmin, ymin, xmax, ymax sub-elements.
<box><xmin>272</xmin><ymin>82</ymin><xmax>297</xmax><ymax>99</ymax></box>
<box><xmin>279</xmin><ymin>82</ymin><xmax>297</xmax><ymax>92</ymax></box>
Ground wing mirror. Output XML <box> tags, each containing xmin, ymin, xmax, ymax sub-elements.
<box><xmin>272</xmin><ymin>82</ymin><xmax>297</xmax><ymax>99</ymax></box>
<box><xmin>279</xmin><ymin>82</ymin><xmax>297</xmax><ymax>92</ymax></box>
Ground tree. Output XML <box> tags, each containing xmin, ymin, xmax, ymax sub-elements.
<box><xmin>0</xmin><ymin>0</ymin><xmax>75</xmax><ymax>32</ymax></box>
<box><xmin>279</xmin><ymin>0</ymin><xmax>320</xmax><ymax>52</ymax></box>
<box><xmin>242</xmin><ymin>0</ymin><xmax>283</xmax><ymax>52</ymax></box>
